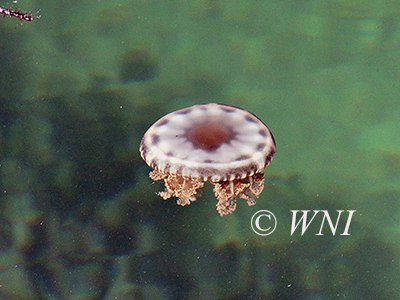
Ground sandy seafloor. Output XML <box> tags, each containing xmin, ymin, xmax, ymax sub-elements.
<box><xmin>0</xmin><ymin>0</ymin><xmax>400</xmax><ymax>299</ymax></box>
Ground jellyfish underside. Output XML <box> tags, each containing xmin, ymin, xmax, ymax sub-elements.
<box><xmin>149</xmin><ymin>169</ymin><xmax>265</xmax><ymax>216</ymax></box>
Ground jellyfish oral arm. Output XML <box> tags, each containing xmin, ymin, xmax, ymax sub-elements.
<box><xmin>150</xmin><ymin>170</ymin><xmax>204</xmax><ymax>206</ymax></box>
<box><xmin>213</xmin><ymin>173</ymin><xmax>265</xmax><ymax>216</ymax></box>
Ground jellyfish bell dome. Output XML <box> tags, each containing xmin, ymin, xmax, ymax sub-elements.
<box><xmin>139</xmin><ymin>103</ymin><xmax>276</xmax><ymax>216</ymax></box>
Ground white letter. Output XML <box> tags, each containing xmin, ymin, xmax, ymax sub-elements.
<box><xmin>291</xmin><ymin>210</ymin><xmax>320</xmax><ymax>236</ymax></box>
<box><xmin>316</xmin><ymin>210</ymin><xmax>343</xmax><ymax>236</ymax></box>
<box><xmin>341</xmin><ymin>210</ymin><xmax>356</xmax><ymax>235</ymax></box>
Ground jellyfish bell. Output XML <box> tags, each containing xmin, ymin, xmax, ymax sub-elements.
<box><xmin>139</xmin><ymin>103</ymin><xmax>276</xmax><ymax>216</ymax></box>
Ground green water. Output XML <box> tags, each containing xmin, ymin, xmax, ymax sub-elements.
<box><xmin>0</xmin><ymin>0</ymin><xmax>399</xmax><ymax>299</ymax></box>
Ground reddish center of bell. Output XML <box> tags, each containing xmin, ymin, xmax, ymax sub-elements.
<box><xmin>187</xmin><ymin>122</ymin><xmax>231</xmax><ymax>151</ymax></box>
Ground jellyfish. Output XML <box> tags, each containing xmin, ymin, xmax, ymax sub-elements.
<box><xmin>139</xmin><ymin>103</ymin><xmax>276</xmax><ymax>216</ymax></box>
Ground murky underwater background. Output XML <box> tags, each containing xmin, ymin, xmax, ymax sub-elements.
<box><xmin>0</xmin><ymin>0</ymin><xmax>400</xmax><ymax>299</ymax></box>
